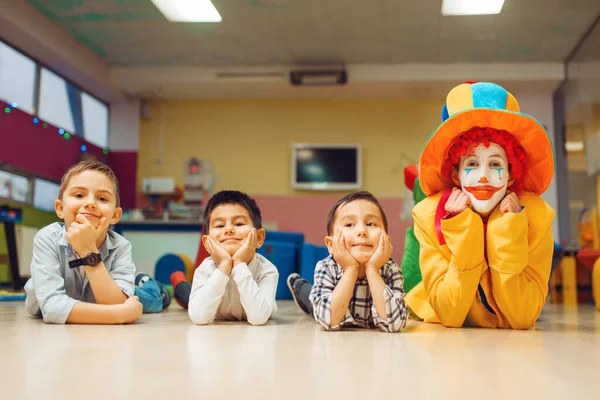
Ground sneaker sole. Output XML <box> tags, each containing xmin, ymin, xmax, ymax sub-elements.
<box><xmin>287</xmin><ymin>275</ymin><xmax>311</xmax><ymax>315</ymax></box>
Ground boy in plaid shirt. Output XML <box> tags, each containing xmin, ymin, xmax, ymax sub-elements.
<box><xmin>287</xmin><ymin>191</ymin><xmax>408</xmax><ymax>332</ymax></box>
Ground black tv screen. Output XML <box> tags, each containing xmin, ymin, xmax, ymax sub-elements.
<box><xmin>292</xmin><ymin>144</ymin><xmax>362</xmax><ymax>190</ymax></box>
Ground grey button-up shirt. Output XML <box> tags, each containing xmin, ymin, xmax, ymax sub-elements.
<box><xmin>24</xmin><ymin>222</ymin><xmax>135</xmax><ymax>324</ymax></box>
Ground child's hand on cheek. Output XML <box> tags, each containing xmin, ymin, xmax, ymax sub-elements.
<box><xmin>232</xmin><ymin>228</ymin><xmax>257</xmax><ymax>267</ymax></box>
<box><xmin>328</xmin><ymin>230</ymin><xmax>359</xmax><ymax>270</ymax></box>
<box><xmin>365</xmin><ymin>231</ymin><xmax>392</xmax><ymax>272</ymax></box>
<box><xmin>65</xmin><ymin>214</ymin><xmax>110</xmax><ymax>256</ymax></box>
<box><xmin>499</xmin><ymin>191</ymin><xmax>521</xmax><ymax>215</ymax></box>
<box><xmin>204</xmin><ymin>236</ymin><xmax>233</xmax><ymax>274</ymax></box>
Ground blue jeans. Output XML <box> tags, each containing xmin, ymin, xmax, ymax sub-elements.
<box><xmin>135</xmin><ymin>279</ymin><xmax>163</xmax><ymax>314</ymax></box>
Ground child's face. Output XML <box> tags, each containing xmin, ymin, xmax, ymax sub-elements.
<box><xmin>55</xmin><ymin>170</ymin><xmax>122</xmax><ymax>230</ymax></box>
<box><xmin>205</xmin><ymin>203</ymin><xmax>265</xmax><ymax>256</ymax></box>
<box><xmin>454</xmin><ymin>142</ymin><xmax>511</xmax><ymax>216</ymax></box>
<box><xmin>327</xmin><ymin>199</ymin><xmax>385</xmax><ymax>264</ymax></box>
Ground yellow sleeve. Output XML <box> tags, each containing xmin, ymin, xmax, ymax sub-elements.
<box><xmin>414</xmin><ymin>204</ymin><xmax>487</xmax><ymax>327</ymax></box>
<box><xmin>486</xmin><ymin>195</ymin><xmax>555</xmax><ymax>329</ymax></box>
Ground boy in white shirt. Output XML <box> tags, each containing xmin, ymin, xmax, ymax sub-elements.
<box><xmin>181</xmin><ymin>190</ymin><xmax>279</xmax><ymax>325</ymax></box>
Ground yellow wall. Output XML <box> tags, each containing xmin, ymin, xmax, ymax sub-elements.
<box><xmin>138</xmin><ymin>99</ymin><xmax>443</xmax><ymax>197</ymax></box>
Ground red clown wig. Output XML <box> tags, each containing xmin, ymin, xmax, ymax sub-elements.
<box><xmin>441</xmin><ymin>126</ymin><xmax>528</xmax><ymax>192</ymax></box>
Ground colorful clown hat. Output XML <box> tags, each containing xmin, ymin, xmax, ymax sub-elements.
<box><xmin>419</xmin><ymin>82</ymin><xmax>554</xmax><ymax>196</ymax></box>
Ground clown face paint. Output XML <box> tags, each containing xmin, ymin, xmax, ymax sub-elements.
<box><xmin>458</xmin><ymin>142</ymin><xmax>509</xmax><ymax>217</ymax></box>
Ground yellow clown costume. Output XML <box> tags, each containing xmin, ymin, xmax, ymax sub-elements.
<box><xmin>405</xmin><ymin>82</ymin><xmax>555</xmax><ymax>329</ymax></box>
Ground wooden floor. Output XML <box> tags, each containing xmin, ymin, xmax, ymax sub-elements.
<box><xmin>1</xmin><ymin>301</ymin><xmax>599</xmax><ymax>400</ymax></box>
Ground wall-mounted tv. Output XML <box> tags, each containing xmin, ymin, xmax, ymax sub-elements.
<box><xmin>291</xmin><ymin>143</ymin><xmax>362</xmax><ymax>191</ymax></box>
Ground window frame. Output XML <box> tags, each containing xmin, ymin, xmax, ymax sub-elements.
<box><xmin>0</xmin><ymin>37</ymin><xmax>110</xmax><ymax>146</ymax></box>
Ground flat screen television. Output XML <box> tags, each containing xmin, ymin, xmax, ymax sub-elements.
<box><xmin>291</xmin><ymin>143</ymin><xmax>362</xmax><ymax>190</ymax></box>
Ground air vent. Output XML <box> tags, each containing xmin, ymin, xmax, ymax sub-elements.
<box><xmin>290</xmin><ymin>70</ymin><xmax>348</xmax><ymax>86</ymax></box>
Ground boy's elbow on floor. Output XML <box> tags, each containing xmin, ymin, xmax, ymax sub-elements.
<box><xmin>188</xmin><ymin>310</ymin><xmax>213</xmax><ymax>325</ymax></box>
<box><xmin>319</xmin><ymin>320</ymin><xmax>335</xmax><ymax>331</ymax></box>
<box><xmin>246</xmin><ymin>314</ymin><xmax>269</xmax><ymax>326</ymax></box>
<box><xmin>389</xmin><ymin>322</ymin><xmax>406</xmax><ymax>333</ymax></box>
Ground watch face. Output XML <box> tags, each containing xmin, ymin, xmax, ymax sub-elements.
<box><xmin>86</xmin><ymin>253</ymin><xmax>102</xmax><ymax>266</ymax></box>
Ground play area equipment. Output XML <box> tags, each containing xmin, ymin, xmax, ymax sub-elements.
<box><xmin>552</xmin><ymin>208</ymin><xmax>600</xmax><ymax>307</ymax></box>
<box><xmin>594</xmin><ymin>258</ymin><xmax>600</xmax><ymax>310</ymax></box>
<box><xmin>400</xmin><ymin>164</ymin><xmax>427</xmax><ymax>294</ymax></box>
<box><xmin>0</xmin><ymin>290</ymin><xmax>26</xmax><ymax>301</ymax></box>
<box><xmin>154</xmin><ymin>253</ymin><xmax>194</xmax><ymax>285</ymax></box>
<box><xmin>0</xmin><ymin>205</ymin><xmax>25</xmax><ymax>292</ymax></box>
<box><xmin>575</xmin><ymin>209</ymin><xmax>600</xmax><ymax>308</ymax></box>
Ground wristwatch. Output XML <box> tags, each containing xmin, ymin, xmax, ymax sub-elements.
<box><xmin>69</xmin><ymin>252</ymin><xmax>102</xmax><ymax>269</ymax></box>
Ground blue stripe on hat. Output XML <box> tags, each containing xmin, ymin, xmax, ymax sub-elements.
<box><xmin>471</xmin><ymin>82</ymin><xmax>508</xmax><ymax>110</ymax></box>
<box><xmin>441</xmin><ymin>104</ymin><xmax>449</xmax><ymax>122</ymax></box>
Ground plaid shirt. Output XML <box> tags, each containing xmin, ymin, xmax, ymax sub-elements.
<box><xmin>309</xmin><ymin>255</ymin><xmax>408</xmax><ymax>333</ymax></box>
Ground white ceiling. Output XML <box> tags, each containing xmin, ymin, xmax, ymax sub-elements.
<box><xmin>27</xmin><ymin>0</ymin><xmax>600</xmax><ymax>66</ymax></box>
<box><xmin>109</xmin><ymin>63</ymin><xmax>564</xmax><ymax>99</ymax></box>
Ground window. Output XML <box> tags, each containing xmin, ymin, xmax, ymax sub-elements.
<box><xmin>1</xmin><ymin>40</ymin><xmax>111</xmax><ymax>146</ymax></box>
<box><xmin>0</xmin><ymin>42</ymin><xmax>36</xmax><ymax>113</ymax></box>
<box><xmin>81</xmin><ymin>91</ymin><xmax>109</xmax><ymax>148</ymax></box>
<box><xmin>38</xmin><ymin>68</ymin><xmax>80</xmax><ymax>134</ymax></box>
<box><xmin>33</xmin><ymin>178</ymin><xmax>60</xmax><ymax>212</ymax></box>
<box><xmin>0</xmin><ymin>170</ymin><xmax>31</xmax><ymax>203</ymax></box>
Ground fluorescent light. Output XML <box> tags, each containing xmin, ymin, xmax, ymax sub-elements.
<box><xmin>442</xmin><ymin>0</ymin><xmax>505</xmax><ymax>16</ymax></box>
<box><xmin>565</xmin><ymin>141</ymin><xmax>584</xmax><ymax>152</ymax></box>
<box><xmin>151</xmin><ymin>0</ymin><xmax>222</xmax><ymax>22</ymax></box>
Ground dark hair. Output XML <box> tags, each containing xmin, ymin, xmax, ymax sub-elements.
<box><xmin>203</xmin><ymin>190</ymin><xmax>262</xmax><ymax>233</ymax></box>
<box><xmin>59</xmin><ymin>161</ymin><xmax>120</xmax><ymax>207</ymax></box>
<box><xmin>326</xmin><ymin>191</ymin><xmax>388</xmax><ymax>235</ymax></box>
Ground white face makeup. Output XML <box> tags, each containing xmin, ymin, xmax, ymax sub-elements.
<box><xmin>458</xmin><ymin>143</ymin><xmax>509</xmax><ymax>217</ymax></box>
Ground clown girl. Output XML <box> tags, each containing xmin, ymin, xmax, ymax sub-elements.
<box><xmin>405</xmin><ymin>82</ymin><xmax>555</xmax><ymax>329</ymax></box>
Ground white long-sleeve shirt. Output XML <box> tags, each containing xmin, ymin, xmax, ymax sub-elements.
<box><xmin>188</xmin><ymin>253</ymin><xmax>279</xmax><ymax>326</ymax></box>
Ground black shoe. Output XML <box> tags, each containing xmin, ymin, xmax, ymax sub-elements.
<box><xmin>287</xmin><ymin>273</ymin><xmax>311</xmax><ymax>314</ymax></box>
<box><xmin>158</xmin><ymin>282</ymin><xmax>171</xmax><ymax>309</ymax></box>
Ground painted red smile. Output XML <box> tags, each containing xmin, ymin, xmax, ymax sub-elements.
<box><xmin>464</xmin><ymin>185</ymin><xmax>505</xmax><ymax>200</ymax></box>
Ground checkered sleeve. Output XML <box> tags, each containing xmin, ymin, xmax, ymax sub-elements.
<box><xmin>309</xmin><ymin>257</ymin><xmax>356</xmax><ymax>331</ymax></box>
<box><xmin>371</xmin><ymin>259</ymin><xmax>408</xmax><ymax>333</ymax></box>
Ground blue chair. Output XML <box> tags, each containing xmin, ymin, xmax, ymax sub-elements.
<box><xmin>257</xmin><ymin>241</ymin><xmax>297</xmax><ymax>299</ymax></box>
<box><xmin>300</xmin><ymin>243</ymin><xmax>330</xmax><ymax>284</ymax></box>
<box><xmin>265</xmin><ymin>230</ymin><xmax>305</xmax><ymax>275</ymax></box>
<box><xmin>264</xmin><ymin>231</ymin><xmax>305</xmax><ymax>247</ymax></box>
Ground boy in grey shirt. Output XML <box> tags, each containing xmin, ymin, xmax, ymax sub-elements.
<box><xmin>25</xmin><ymin>161</ymin><xmax>165</xmax><ymax>324</ymax></box>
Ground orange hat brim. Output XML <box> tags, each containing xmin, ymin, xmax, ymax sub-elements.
<box><xmin>419</xmin><ymin>108</ymin><xmax>555</xmax><ymax>196</ymax></box>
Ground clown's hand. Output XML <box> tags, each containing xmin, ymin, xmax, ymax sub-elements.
<box><xmin>444</xmin><ymin>187</ymin><xmax>471</xmax><ymax>216</ymax></box>
<box><xmin>499</xmin><ymin>191</ymin><xmax>521</xmax><ymax>215</ymax></box>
